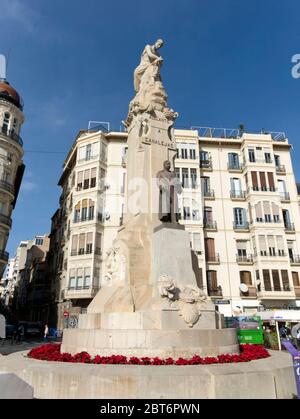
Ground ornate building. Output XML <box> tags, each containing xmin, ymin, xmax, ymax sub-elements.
<box><xmin>0</xmin><ymin>57</ymin><xmax>25</xmax><ymax>276</ymax></box>
<box><xmin>49</xmin><ymin>124</ymin><xmax>300</xmax><ymax>328</ymax></box>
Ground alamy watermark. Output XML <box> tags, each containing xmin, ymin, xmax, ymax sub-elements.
<box><xmin>291</xmin><ymin>54</ymin><xmax>300</xmax><ymax>79</ymax></box>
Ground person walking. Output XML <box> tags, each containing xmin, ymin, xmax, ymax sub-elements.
<box><xmin>43</xmin><ymin>324</ymin><xmax>49</xmax><ymax>342</ymax></box>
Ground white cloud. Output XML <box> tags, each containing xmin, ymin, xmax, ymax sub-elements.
<box><xmin>21</xmin><ymin>180</ymin><xmax>38</xmax><ymax>192</ymax></box>
<box><xmin>0</xmin><ymin>0</ymin><xmax>39</xmax><ymax>32</ymax></box>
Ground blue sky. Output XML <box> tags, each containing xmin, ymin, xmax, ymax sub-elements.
<box><xmin>1</xmin><ymin>0</ymin><xmax>300</xmax><ymax>255</ymax></box>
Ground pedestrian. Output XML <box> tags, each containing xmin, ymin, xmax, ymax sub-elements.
<box><xmin>44</xmin><ymin>324</ymin><xmax>49</xmax><ymax>342</ymax></box>
<box><xmin>16</xmin><ymin>324</ymin><xmax>25</xmax><ymax>344</ymax></box>
<box><xmin>296</xmin><ymin>330</ymin><xmax>300</xmax><ymax>351</ymax></box>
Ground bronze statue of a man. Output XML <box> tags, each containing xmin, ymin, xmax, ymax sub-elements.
<box><xmin>157</xmin><ymin>160</ymin><xmax>182</xmax><ymax>223</ymax></box>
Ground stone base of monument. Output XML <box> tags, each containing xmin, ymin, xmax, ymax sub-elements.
<box><xmin>0</xmin><ymin>350</ymin><xmax>296</xmax><ymax>399</ymax></box>
<box><xmin>0</xmin><ymin>372</ymin><xmax>33</xmax><ymax>399</ymax></box>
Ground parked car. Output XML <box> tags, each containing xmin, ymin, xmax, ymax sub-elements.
<box><xmin>18</xmin><ymin>321</ymin><xmax>42</xmax><ymax>337</ymax></box>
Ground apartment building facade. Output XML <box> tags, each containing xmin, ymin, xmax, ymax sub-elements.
<box><xmin>49</xmin><ymin>125</ymin><xmax>300</xmax><ymax>327</ymax></box>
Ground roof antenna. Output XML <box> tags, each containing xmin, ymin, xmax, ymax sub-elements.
<box><xmin>0</xmin><ymin>54</ymin><xmax>7</xmax><ymax>81</ymax></box>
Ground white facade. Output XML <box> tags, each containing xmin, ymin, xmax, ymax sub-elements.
<box><xmin>52</xmin><ymin>126</ymin><xmax>300</xmax><ymax>320</ymax></box>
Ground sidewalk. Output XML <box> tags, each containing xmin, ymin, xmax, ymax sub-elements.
<box><xmin>0</xmin><ymin>338</ymin><xmax>45</xmax><ymax>355</ymax></box>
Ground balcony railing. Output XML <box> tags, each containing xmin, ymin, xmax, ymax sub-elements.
<box><xmin>256</xmin><ymin>251</ymin><xmax>286</xmax><ymax>257</ymax></box>
<box><xmin>200</xmin><ymin>160</ymin><xmax>212</xmax><ymax>170</ymax></box>
<box><xmin>276</xmin><ymin>165</ymin><xmax>286</xmax><ymax>174</ymax></box>
<box><xmin>285</xmin><ymin>223</ymin><xmax>295</xmax><ymax>232</ymax></box>
<box><xmin>0</xmin><ymin>213</ymin><xmax>12</xmax><ymax>227</ymax></box>
<box><xmin>204</xmin><ymin>221</ymin><xmax>217</xmax><ymax>230</ymax></box>
<box><xmin>236</xmin><ymin>255</ymin><xmax>253</xmax><ymax>264</ymax></box>
<box><xmin>228</xmin><ymin>163</ymin><xmax>243</xmax><ymax>172</ymax></box>
<box><xmin>0</xmin><ymin>180</ymin><xmax>14</xmax><ymax>195</ymax></box>
<box><xmin>280</xmin><ymin>192</ymin><xmax>290</xmax><ymax>202</ymax></box>
<box><xmin>230</xmin><ymin>190</ymin><xmax>246</xmax><ymax>199</ymax></box>
<box><xmin>71</xmin><ymin>248</ymin><xmax>102</xmax><ymax>257</ymax></box>
<box><xmin>73</xmin><ymin>215</ymin><xmax>94</xmax><ymax>224</ymax></box>
<box><xmin>247</xmin><ymin>187</ymin><xmax>277</xmax><ymax>193</ymax></box>
<box><xmin>0</xmin><ymin>250</ymin><xmax>9</xmax><ymax>262</ymax></box>
<box><xmin>233</xmin><ymin>222</ymin><xmax>249</xmax><ymax>231</ymax></box>
<box><xmin>207</xmin><ymin>286</ymin><xmax>223</xmax><ymax>297</ymax></box>
<box><xmin>290</xmin><ymin>255</ymin><xmax>300</xmax><ymax>265</ymax></box>
<box><xmin>0</xmin><ymin>126</ymin><xmax>23</xmax><ymax>147</ymax></box>
<box><xmin>203</xmin><ymin>189</ymin><xmax>215</xmax><ymax>198</ymax></box>
<box><xmin>239</xmin><ymin>285</ymin><xmax>257</xmax><ymax>298</ymax></box>
<box><xmin>77</xmin><ymin>154</ymin><xmax>99</xmax><ymax>163</ymax></box>
<box><xmin>206</xmin><ymin>254</ymin><xmax>220</xmax><ymax>263</ymax></box>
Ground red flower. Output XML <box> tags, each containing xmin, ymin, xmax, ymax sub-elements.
<box><xmin>27</xmin><ymin>343</ymin><xmax>270</xmax><ymax>366</ymax></box>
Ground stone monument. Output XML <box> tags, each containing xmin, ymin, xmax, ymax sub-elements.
<box><xmin>62</xmin><ymin>40</ymin><xmax>238</xmax><ymax>357</ymax></box>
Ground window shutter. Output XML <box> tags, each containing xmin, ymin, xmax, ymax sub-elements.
<box><xmin>263</xmin><ymin>201</ymin><xmax>271</xmax><ymax>214</ymax></box>
<box><xmin>259</xmin><ymin>172</ymin><xmax>267</xmax><ymax>189</ymax></box>
<box><xmin>267</xmin><ymin>172</ymin><xmax>275</xmax><ymax>190</ymax></box>
<box><xmin>272</xmin><ymin>270</ymin><xmax>281</xmax><ymax>291</ymax></box>
<box><xmin>259</xmin><ymin>235</ymin><xmax>267</xmax><ymax>253</ymax></box>
<box><xmin>272</xmin><ymin>203</ymin><xmax>279</xmax><ymax>217</ymax></box>
<box><xmin>281</xmin><ymin>270</ymin><xmax>289</xmax><ymax>289</ymax></box>
<box><xmin>292</xmin><ymin>272</ymin><xmax>300</xmax><ymax>287</ymax></box>
<box><xmin>71</xmin><ymin>235</ymin><xmax>78</xmax><ymax>251</ymax></box>
<box><xmin>79</xmin><ymin>234</ymin><xmax>85</xmax><ymax>250</ymax></box>
<box><xmin>263</xmin><ymin>270</ymin><xmax>272</xmax><ymax>291</ymax></box>
<box><xmin>77</xmin><ymin>171</ymin><xmax>83</xmax><ymax>184</ymax></box>
<box><xmin>86</xmin><ymin>232</ymin><xmax>93</xmax><ymax>245</ymax></box>
<box><xmin>251</xmin><ymin>172</ymin><xmax>258</xmax><ymax>188</ymax></box>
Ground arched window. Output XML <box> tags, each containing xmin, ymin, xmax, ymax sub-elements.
<box><xmin>11</xmin><ymin>118</ymin><xmax>18</xmax><ymax>135</ymax></box>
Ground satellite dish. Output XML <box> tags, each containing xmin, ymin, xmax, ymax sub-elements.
<box><xmin>239</xmin><ymin>283</ymin><xmax>249</xmax><ymax>293</ymax></box>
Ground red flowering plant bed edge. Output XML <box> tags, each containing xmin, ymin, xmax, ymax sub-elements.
<box><xmin>27</xmin><ymin>344</ymin><xmax>270</xmax><ymax>366</ymax></box>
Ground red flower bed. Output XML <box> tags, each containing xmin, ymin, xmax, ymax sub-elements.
<box><xmin>28</xmin><ymin>344</ymin><xmax>270</xmax><ymax>365</ymax></box>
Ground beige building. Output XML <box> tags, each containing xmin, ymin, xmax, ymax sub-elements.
<box><xmin>0</xmin><ymin>60</ymin><xmax>25</xmax><ymax>278</ymax></box>
<box><xmin>50</xmin><ymin>124</ymin><xmax>300</xmax><ymax>326</ymax></box>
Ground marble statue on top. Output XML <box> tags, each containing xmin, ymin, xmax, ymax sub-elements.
<box><xmin>125</xmin><ymin>39</ymin><xmax>178</xmax><ymax>127</ymax></box>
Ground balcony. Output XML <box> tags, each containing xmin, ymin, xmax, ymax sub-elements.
<box><xmin>228</xmin><ymin>163</ymin><xmax>243</xmax><ymax>172</ymax></box>
<box><xmin>73</xmin><ymin>215</ymin><xmax>94</xmax><ymax>224</ymax></box>
<box><xmin>70</xmin><ymin>248</ymin><xmax>102</xmax><ymax>257</ymax></box>
<box><xmin>0</xmin><ymin>213</ymin><xmax>12</xmax><ymax>228</ymax></box>
<box><xmin>247</xmin><ymin>187</ymin><xmax>277</xmax><ymax>194</ymax></box>
<box><xmin>200</xmin><ymin>159</ymin><xmax>212</xmax><ymax>171</ymax></box>
<box><xmin>65</xmin><ymin>286</ymin><xmax>99</xmax><ymax>299</ymax></box>
<box><xmin>276</xmin><ymin>165</ymin><xmax>286</xmax><ymax>175</ymax></box>
<box><xmin>0</xmin><ymin>180</ymin><xmax>14</xmax><ymax>196</ymax></box>
<box><xmin>280</xmin><ymin>192</ymin><xmax>290</xmax><ymax>203</ymax></box>
<box><xmin>0</xmin><ymin>126</ymin><xmax>23</xmax><ymax>147</ymax></box>
<box><xmin>285</xmin><ymin>223</ymin><xmax>295</xmax><ymax>233</ymax></box>
<box><xmin>236</xmin><ymin>254</ymin><xmax>253</xmax><ymax>265</ymax></box>
<box><xmin>203</xmin><ymin>189</ymin><xmax>215</xmax><ymax>200</ymax></box>
<box><xmin>204</xmin><ymin>221</ymin><xmax>217</xmax><ymax>231</ymax></box>
<box><xmin>230</xmin><ymin>190</ymin><xmax>246</xmax><ymax>200</ymax></box>
<box><xmin>240</xmin><ymin>285</ymin><xmax>257</xmax><ymax>298</ymax></box>
<box><xmin>207</xmin><ymin>286</ymin><xmax>223</xmax><ymax>297</ymax></box>
<box><xmin>257</xmin><ymin>287</ymin><xmax>296</xmax><ymax>300</ymax></box>
<box><xmin>77</xmin><ymin>154</ymin><xmax>99</xmax><ymax>164</ymax></box>
<box><xmin>290</xmin><ymin>255</ymin><xmax>300</xmax><ymax>266</ymax></box>
<box><xmin>206</xmin><ymin>254</ymin><xmax>220</xmax><ymax>264</ymax></box>
<box><xmin>233</xmin><ymin>222</ymin><xmax>250</xmax><ymax>232</ymax></box>
<box><xmin>0</xmin><ymin>250</ymin><xmax>9</xmax><ymax>263</ymax></box>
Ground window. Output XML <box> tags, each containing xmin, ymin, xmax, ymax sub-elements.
<box><xmin>69</xmin><ymin>269</ymin><xmax>76</xmax><ymax>289</ymax></box>
<box><xmin>204</xmin><ymin>207</ymin><xmax>213</xmax><ymax>224</ymax></box>
<box><xmin>265</xmin><ymin>153</ymin><xmax>272</xmax><ymax>163</ymax></box>
<box><xmin>35</xmin><ymin>238</ymin><xmax>44</xmax><ymax>246</ymax></box>
<box><xmin>190</xmin><ymin>169</ymin><xmax>197</xmax><ymax>188</ymax></box>
<box><xmin>77</xmin><ymin>268</ymin><xmax>84</xmax><ymax>288</ymax></box>
<box><xmin>2</xmin><ymin>112</ymin><xmax>10</xmax><ymax>134</ymax></box>
<box><xmin>85</xmin><ymin>144</ymin><xmax>92</xmax><ymax>160</ymax></box>
<box><xmin>292</xmin><ymin>272</ymin><xmax>300</xmax><ymax>287</ymax></box>
<box><xmin>274</xmin><ymin>155</ymin><xmax>281</xmax><ymax>168</ymax></box>
<box><xmin>200</xmin><ymin>151</ymin><xmax>209</xmax><ymax>161</ymax></box>
<box><xmin>248</xmin><ymin>149</ymin><xmax>255</xmax><ymax>163</ymax></box>
<box><xmin>228</xmin><ymin>153</ymin><xmax>240</xmax><ymax>169</ymax></box>
<box><xmin>84</xmin><ymin>267</ymin><xmax>91</xmax><ymax>288</ymax></box>
<box><xmin>240</xmin><ymin>271</ymin><xmax>252</xmax><ymax>286</ymax></box>
<box><xmin>207</xmin><ymin>271</ymin><xmax>219</xmax><ymax>295</ymax></box>
<box><xmin>191</xmin><ymin>232</ymin><xmax>201</xmax><ymax>252</ymax></box>
<box><xmin>182</xmin><ymin>168</ymin><xmax>189</xmax><ymax>188</ymax></box>
<box><xmin>263</xmin><ymin>270</ymin><xmax>272</xmax><ymax>291</ymax></box>
<box><xmin>236</xmin><ymin>240</ymin><xmax>247</xmax><ymax>257</ymax></box>
<box><xmin>100</xmin><ymin>142</ymin><xmax>107</xmax><ymax>161</ymax></box>
<box><xmin>234</xmin><ymin>208</ymin><xmax>246</xmax><ymax>226</ymax></box>
<box><xmin>183</xmin><ymin>206</ymin><xmax>190</xmax><ymax>220</ymax></box>
<box><xmin>189</xmin><ymin>148</ymin><xmax>196</xmax><ymax>160</ymax></box>
<box><xmin>201</xmin><ymin>177</ymin><xmax>210</xmax><ymax>194</ymax></box>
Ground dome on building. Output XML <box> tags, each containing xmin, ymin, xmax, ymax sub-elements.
<box><xmin>0</xmin><ymin>81</ymin><xmax>23</xmax><ymax>110</ymax></box>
